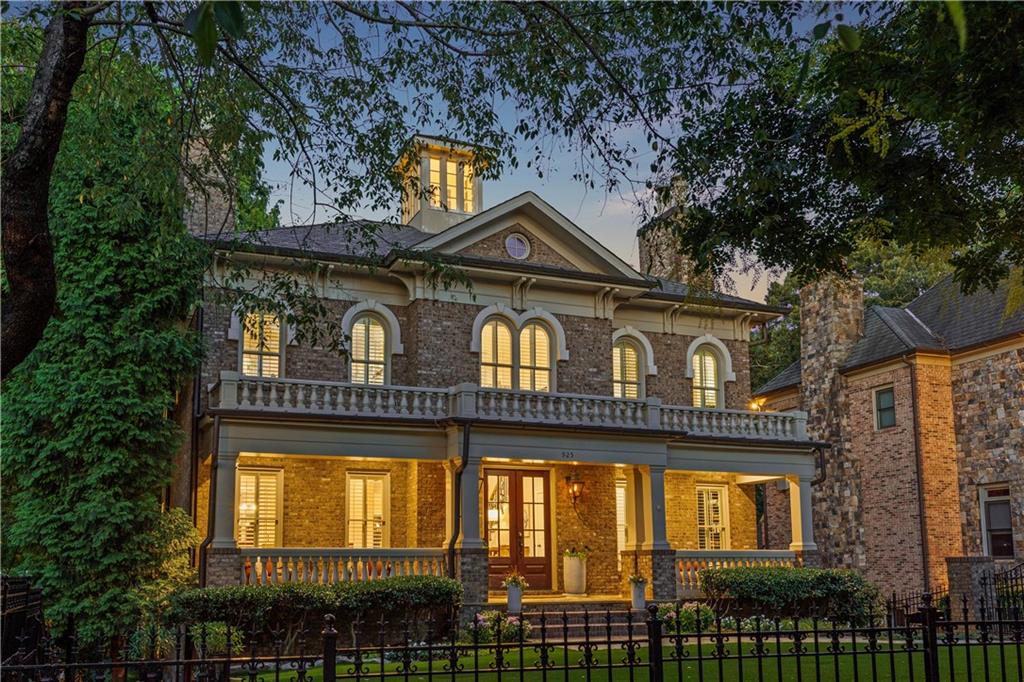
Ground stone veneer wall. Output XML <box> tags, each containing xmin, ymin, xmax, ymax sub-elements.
<box><xmin>456</xmin><ymin>225</ymin><xmax>579</xmax><ymax>270</ymax></box>
<box><xmin>799</xmin><ymin>276</ymin><xmax>865</xmax><ymax>576</ymax></box>
<box><xmin>665</xmin><ymin>472</ymin><xmax>757</xmax><ymax>550</ymax></box>
<box><xmin>952</xmin><ymin>347</ymin><xmax>1024</xmax><ymax>558</ymax></box>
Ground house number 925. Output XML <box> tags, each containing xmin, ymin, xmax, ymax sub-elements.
<box><xmin>561</xmin><ymin>451</ymin><xmax>576</xmax><ymax>459</ymax></box>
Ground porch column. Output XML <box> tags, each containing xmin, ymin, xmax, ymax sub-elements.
<box><xmin>454</xmin><ymin>447</ymin><xmax>487</xmax><ymax>615</ymax></box>
<box><xmin>644</xmin><ymin>464</ymin><xmax>671</xmax><ymax>551</ymax></box>
<box><xmin>443</xmin><ymin>459</ymin><xmax>456</xmax><ymax>544</ymax></box>
<box><xmin>788</xmin><ymin>475</ymin><xmax>818</xmax><ymax>552</ymax></box>
<box><xmin>623</xmin><ymin>467</ymin><xmax>645</xmax><ymax>550</ymax></box>
<box><xmin>456</xmin><ymin>454</ymin><xmax>484</xmax><ymax>549</ymax></box>
<box><xmin>211</xmin><ymin>450</ymin><xmax>239</xmax><ymax>549</ymax></box>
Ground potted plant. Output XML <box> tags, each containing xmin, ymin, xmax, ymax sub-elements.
<box><xmin>562</xmin><ymin>546</ymin><xmax>590</xmax><ymax>595</ymax></box>
<box><xmin>627</xmin><ymin>574</ymin><xmax>647</xmax><ymax>610</ymax></box>
<box><xmin>502</xmin><ymin>572</ymin><xmax>528</xmax><ymax>614</ymax></box>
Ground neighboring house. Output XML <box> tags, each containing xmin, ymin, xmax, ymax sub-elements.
<box><xmin>753</xmin><ymin>275</ymin><xmax>1024</xmax><ymax>595</ymax></box>
<box><xmin>173</xmin><ymin>136</ymin><xmax>823</xmax><ymax>607</ymax></box>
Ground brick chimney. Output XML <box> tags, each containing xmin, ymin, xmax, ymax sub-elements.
<box><xmin>637</xmin><ymin>176</ymin><xmax>713</xmax><ymax>290</ymax></box>
<box><xmin>182</xmin><ymin>140</ymin><xmax>236</xmax><ymax>238</ymax></box>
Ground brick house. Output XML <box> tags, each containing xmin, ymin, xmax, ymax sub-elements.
<box><xmin>753</xmin><ymin>275</ymin><xmax>1024</xmax><ymax>595</ymax></box>
<box><xmin>174</xmin><ymin>137</ymin><xmax>824</xmax><ymax>608</ymax></box>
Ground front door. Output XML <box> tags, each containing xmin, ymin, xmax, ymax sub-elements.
<box><xmin>485</xmin><ymin>470</ymin><xmax>551</xmax><ymax>590</ymax></box>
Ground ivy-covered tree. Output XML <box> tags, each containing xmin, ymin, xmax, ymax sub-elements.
<box><xmin>1</xmin><ymin>28</ymin><xmax>206</xmax><ymax>647</ymax></box>
<box><xmin>751</xmin><ymin>241</ymin><xmax>954</xmax><ymax>390</ymax></box>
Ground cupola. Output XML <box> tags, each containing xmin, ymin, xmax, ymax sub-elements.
<box><xmin>396</xmin><ymin>135</ymin><xmax>483</xmax><ymax>233</ymax></box>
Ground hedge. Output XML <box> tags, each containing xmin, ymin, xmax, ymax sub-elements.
<box><xmin>170</xmin><ymin>576</ymin><xmax>462</xmax><ymax>646</ymax></box>
<box><xmin>699</xmin><ymin>567</ymin><xmax>880</xmax><ymax>623</ymax></box>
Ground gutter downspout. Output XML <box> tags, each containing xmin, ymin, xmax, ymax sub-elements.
<box><xmin>446</xmin><ymin>422</ymin><xmax>473</xmax><ymax>579</ymax></box>
<box><xmin>902</xmin><ymin>353</ymin><xmax>932</xmax><ymax>591</ymax></box>
<box><xmin>189</xmin><ymin>306</ymin><xmax>205</xmax><ymax>525</ymax></box>
<box><xmin>198</xmin><ymin>415</ymin><xmax>221</xmax><ymax>587</ymax></box>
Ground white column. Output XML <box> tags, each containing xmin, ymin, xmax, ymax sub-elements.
<box><xmin>788</xmin><ymin>475</ymin><xmax>818</xmax><ymax>551</ymax></box>
<box><xmin>623</xmin><ymin>467</ymin><xmax>644</xmax><ymax>550</ymax></box>
<box><xmin>456</xmin><ymin>453</ymin><xmax>485</xmax><ymax>549</ymax></box>
<box><xmin>211</xmin><ymin>450</ymin><xmax>239</xmax><ymax>549</ymax></box>
<box><xmin>443</xmin><ymin>459</ymin><xmax>456</xmax><ymax>544</ymax></box>
<box><xmin>638</xmin><ymin>462</ymin><xmax>671</xmax><ymax>552</ymax></box>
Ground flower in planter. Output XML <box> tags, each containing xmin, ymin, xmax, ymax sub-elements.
<box><xmin>468</xmin><ymin>610</ymin><xmax>532</xmax><ymax>642</ymax></box>
<box><xmin>563</xmin><ymin>545</ymin><xmax>592</xmax><ymax>558</ymax></box>
<box><xmin>502</xmin><ymin>572</ymin><xmax>528</xmax><ymax>589</ymax></box>
<box><xmin>628</xmin><ymin>574</ymin><xmax>647</xmax><ymax>585</ymax></box>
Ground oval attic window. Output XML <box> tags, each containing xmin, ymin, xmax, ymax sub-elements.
<box><xmin>505</xmin><ymin>233</ymin><xmax>531</xmax><ymax>260</ymax></box>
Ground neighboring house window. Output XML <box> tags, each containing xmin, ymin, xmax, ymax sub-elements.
<box><xmin>874</xmin><ymin>386</ymin><xmax>896</xmax><ymax>429</ymax></box>
<box><xmin>480</xmin><ymin>318</ymin><xmax>515</xmax><ymax>389</ymax></box>
<box><xmin>241</xmin><ymin>313</ymin><xmax>282</xmax><ymax>378</ymax></box>
<box><xmin>428</xmin><ymin>157</ymin><xmax>441</xmax><ymax>207</ymax></box>
<box><xmin>696</xmin><ymin>484</ymin><xmax>729</xmax><ymax>550</ymax></box>
<box><xmin>462</xmin><ymin>164</ymin><xmax>474</xmax><ymax>212</ymax></box>
<box><xmin>615</xmin><ymin>479</ymin><xmax>627</xmax><ymax>571</ymax></box>
<box><xmin>692</xmin><ymin>346</ymin><xmax>720</xmax><ymax>408</ymax></box>
<box><xmin>237</xmin><ymin>468</ymin><xmax>282</xmax><ymax>548</ymax></box>
<box><xmin>350</xmin><ymin>314</ymin><xmax>387</xmax><ymax>385</ymax></box>
<box><xmin>446</xmin><ymin>159</ymin><xmax>458</xmax><ymax>209</ymax></box>
<box><xmin>981</xmin><ymin>486</ymin><xmax>1014</xmax><ymax>557</ymax></box>
<box><xmin>612</xmin><ymin>340</ymin><xmax>642</xmax><ymax>399</ymax></box>
<box><xmin>518</xmin><ymin>322</ymin><xmax>552</xmax><ymax>392</ymax></box>
<box><xmin>347</xmin><ymin>473</ymin><xmax>389</xmax><ymax>548</ymax></box>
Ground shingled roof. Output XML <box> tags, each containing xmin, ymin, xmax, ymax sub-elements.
<box><xmin>753</xmin><ymin>275</ymin><xmax>1024</xmax><ymax>396</ymax></box>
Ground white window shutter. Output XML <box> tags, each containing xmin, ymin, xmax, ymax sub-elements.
<box><xmin>227</xmin><ymin>310</ymin><xmax>241</xmax><ymax>341</ymax></box>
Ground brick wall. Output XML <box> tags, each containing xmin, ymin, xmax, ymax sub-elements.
<box><xmin>763</xmin><ymin>481</ymin><xmax>791</xmax><ymax>550</ymax></box>
<box><xmin>952</xmin><ymin>347</ymin><xmax>1024</xmax><ymax>558</ymax></box>
<box><xmin>555</xmin><ymin>315</ymin><xmax>614</xmax><ymax>395</ymax></box>
<box><xmin>457</xmin><ymin>225</ymin><xmax>579</xmax><ymax>270</ymax></box>
<box><xmin>665</xmin><ymin>472</ymin><xmax>757</xmax><ymax>549</ymax></box>
<box><xmin>643</xmin><ymin>332</ymin><xmax>751</xmax><ymax>410</ymax></box>
<box><xmin>551</xmin><ymin>464</ymin><xmax>620</xmax><ymax>594</ymax></box>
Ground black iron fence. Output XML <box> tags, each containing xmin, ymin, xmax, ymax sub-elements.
<box><xmin>3</xmin><ymin>592</ymin><xmax>1023</xmax><ymax>682</ymax></box>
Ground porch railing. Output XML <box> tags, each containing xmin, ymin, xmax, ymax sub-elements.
<box><xmin>210</xmin><ymin>372</ymin><xmax>809</xmax><ymax>441</ymax></box>
<box><xmin>675</xmin><ymin>549</ymin><xmax>799</xmax><ymax>597</ymax></box>
<box><xmin>240</xmin><ymin>548</ymin><xmax>448</xmax><ymax>585</ymax></box>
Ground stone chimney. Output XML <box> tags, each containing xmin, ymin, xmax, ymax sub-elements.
<box><xmin>637</xmin><ymin>175</ymin><xmax>713</xmax><ymax>290</ymax></box>
<box><xmin>798</xmin><ymin>273</ymin><xmax>864</xmax><ymax>570</ymax></box>
<box><xmin>182</xmin><ymin>140</ymin><xmax>236</xmax><ymax>238</ymax></box>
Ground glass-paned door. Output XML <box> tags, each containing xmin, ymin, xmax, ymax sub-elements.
<box><xmin>696</xmin><ymin>484</ymin><xmax>729</xmax><ymax>550</ymax></box>
<box><xmin>485</xmin><ymin>470</ymin><xmax>551</xmax><ymax>589</ymax></box>
<box><xmin>347</xmin><ymin>473</ymin><xmax>389</xmax><ymax>548</ymax></box>
<box><xmin>237</xmin><ymin>469</ymin><xmax>282</xmax><ymax>548</ymax></box>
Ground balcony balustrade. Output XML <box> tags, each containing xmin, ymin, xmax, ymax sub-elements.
<box><xmin>210</xmin><ymin>371</ymin><xmax>808</xmax><ymax>442</ymax></box>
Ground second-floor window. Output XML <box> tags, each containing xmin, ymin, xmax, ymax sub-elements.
<box><xmin>480</xmin><ymin>318</ymin><xmax>514</xmax><ymax>389</ymax></box>
<box><xmin>242</xmin><ymin>313</ymin><xmax>281</xmax><ymax>378</ymax></box>
<box><xmin>350</xmin><ymin>314</ymin><xmax>387</xmax><ymax>385</ymax></box>
<box><xmin>612</xmin><ymin>340</ymin><xmax>642</xmax><ymax>399</ymax></box>
<box><xmin>479</xmin><ymin>317</ymin><xmax>553</xmax><ymax>392</ymax></box>
<box><xmin>692</xmin><ymin>346</ymin><xmax>719</xmax><ymax>408</ymax></box>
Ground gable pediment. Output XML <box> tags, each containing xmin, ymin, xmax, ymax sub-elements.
<box><xmin>411</xmin><ymin>192</ymin><xmax>642</xmax><ymax>280</ymax></box>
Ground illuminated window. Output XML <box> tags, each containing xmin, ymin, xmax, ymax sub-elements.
<box><xmin>981</xmin><ymin>486</ymin><xmax>1014</xmax><ymax>558</ymax></box>
<box><xmin>428</xmin><ymin>157</ymin><xmax>441</xmax><ymax>207</ymax></box>
<box><xmin>696</xmin><ymin>484</ymin><xmax>729</xmax><ymax>550</ymax></box>
<box><xmin>241</xmin><ymin>313</ymin><xmax>281</xmax><ymax>378</ymax></box>
<box><xmin>612</xmin><ymin>340</ymin><xmax>642</xmax><ymax>399</ymax></box>
<box><xmin>692</xmin><ymin>346</ymin><xmax>719</xmax><ymax>408</ymax></box>
<box><xmin>480</xmin><ymin>318</ymin><xmax>514</xmax><ymax>389</ymax></box>
<box><xmin>346</xmin><ymin>473</ymin><xmax>389</xmax><ymax>548</ymax></box>
<box><xmin>446</xmin><ymin>159</ymin><xmax>458</xmax><ymax>209</ymax></box>
<box><xmin>519</xmin><ymin>322</ymin><xmax>551</xmax><ymax>392</ymax></box>
<box><xmin>462</xmin><ymin>163</ymin><xmax>474</xmax><ymax>212</ymax></box>
<box><xmin>350</xmin><ymin>314</ymin><xmax>386</xmax><ymax>385</ymax></box>
<box><xmin>237</xmin><ymin>469</ymin><xmax>282</xmax><ymax>548</ymax></box>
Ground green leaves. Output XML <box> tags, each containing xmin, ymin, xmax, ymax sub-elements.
<box><xmin>945</xmin><ymin>0</ymin><xmax>967</xmax><ymax>51</ymax></box>
<box><xmin>185</xmin><ymin>1</ymin><xmax>246</xmax><ymax>66</ymax></box>
<box><xmin>812</xmin><ymin>21</ymin><xmax>831</xmax><ymax>41</ymax></box>
<box><xmin>836</xmin><ymin>24</ymin><xmax>861</xmax><ymax>51</ymax></box>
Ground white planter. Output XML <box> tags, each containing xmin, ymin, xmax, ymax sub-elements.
<box><xmin>630</xmin><ymin>582</ymin><xmax>646</xmax><ymax>610</ymax></box>
<box><xmin>563</xmin><ymin>555</ymin><xmax>587</xmax><ymax>595</ymax></box>
<box><xmin>506</xmin><ymin>585</ymin><xmax>523</xmax><ymax>614</ymax></box>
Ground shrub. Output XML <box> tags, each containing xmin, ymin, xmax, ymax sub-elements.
<box><xmin>699</xmin><ymin>567</ymin><xmax>880</xmax><ymax>623</ymax></box>
<box><xmin>467</xmin><ymin>611</ymin><xmax>531</xmax><ymax>643</ymax></box>
<box><xmin>658</xmin><ymin>602</ymin><xmax>714</xmax><ymax>633</ymax></box>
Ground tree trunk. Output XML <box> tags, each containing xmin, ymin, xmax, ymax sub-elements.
<box><xmin>1</xmin><ymin>5</ymin><xmax>91</xmax><ymax>378</ymax></box>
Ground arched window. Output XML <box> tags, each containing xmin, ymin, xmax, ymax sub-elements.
<box><xmin>612</xmin><ymin>340</ymin><xmax>642</xmax><ymax>399</ymax></box>
<box><xmin>480</xmin><ymin>318</ymin><xmax>514</xmax><ymax>389</ymax></box>
<box><xmin>241</xmin><ymin>312</ymin><xmax>282</xmax><ymax>378</ymax></box>
<box><xmin>692</xmin><ymin>346</ymin><xmax>720</xmax><ymax>408</ymax></box>
<box><xmin>350</xmin><ymin>314</ymin><xmax>387</xmax><ymax>385</ymax></box>
<box><xmin>518</xmin><ymin>322</ymin><xmax>552</xmax><ymax>392</ymax></box>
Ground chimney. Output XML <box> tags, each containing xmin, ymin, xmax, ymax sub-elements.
<box><xmin>637</xmin><ymin>175</ymin><xmax>714</xmax><ymax>290</ymax></box>
<box><xmin>182</xmin><ymin>140</ymin><xmax>236</xmax><ymax>238</ymax></box>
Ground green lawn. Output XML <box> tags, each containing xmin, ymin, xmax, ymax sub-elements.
<box><xmin>250</xmin><ymin>643</ymin><xmax>1022</xmax><ymax>682</ymax></box>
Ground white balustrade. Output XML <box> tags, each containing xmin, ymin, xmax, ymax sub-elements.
<box><xmin>240</xmin><ymin>548</ymin><xmax>449</xmax><ymax>585</ymax></box>
<box><xmin>210</xmin><ymin>372</ymin><xmax>809</xmax><ymax>442</ymax></box>
<box><xmin>675</xmin><ymin>550</ymin><xmax>799</xmax><ymax>597</ymax></box>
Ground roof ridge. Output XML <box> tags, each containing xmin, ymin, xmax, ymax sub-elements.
<box><xmin>903</xmin><ymin>307</ymin><xmax>943</xmax><ymax>345</ymax></box>
<box><xmin>870</xmin><ymin>306</ymin><xmax>918</xmax><ymax>351</ymax></box>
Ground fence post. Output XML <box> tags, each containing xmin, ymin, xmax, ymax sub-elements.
<box><xmin>918</xmin><ymin>593</ymin><xmax>941</xmax><ymax>682</ymax></box>
<box><xmin>646</xmin><ymin>603</ymin><xmax>663</xmax><ymax>682</ymax></box>
<box><xmin>322</xmin><ymin>614</ymin><xmax>337</xmax><ymax>682</ymax></box>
